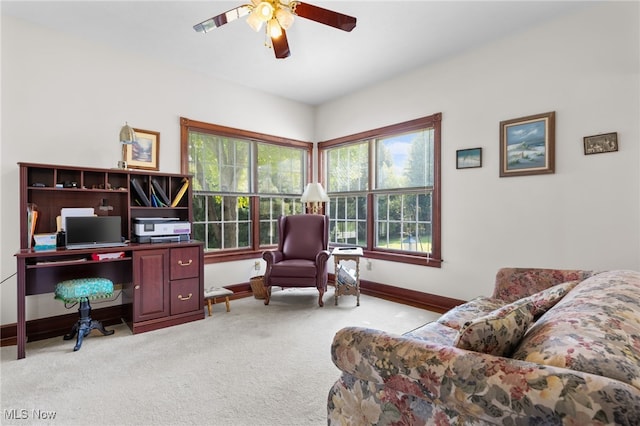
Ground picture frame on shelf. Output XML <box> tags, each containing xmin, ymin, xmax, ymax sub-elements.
<box><xmin>125</xmin><ymin>129</ymin><xmax>160</xmax><ymax>171</ymax></box>
<box><xmin>583</xmin><ymin>132</ymin><xmax>618</xmax><ymax>155</ymax></box>
<box><xmin>456</xmin><ymin>148</ymin><xmax>482</xmax><ymax>169</ymax></box>
<box><xmin>499</xmin><ymin>111</ymin><xmax>555</xmax><ymax>177</ymax></box>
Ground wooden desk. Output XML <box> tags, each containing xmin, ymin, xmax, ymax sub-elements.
<box><xmin>14</xmin><ymin>241</ymin><xmax>203</xmax><ymax>359</ymax></box>
<box><xmin>332</xmin><ymin>247</ymin><xmax>363</xmax><ymax>306</ymax></box>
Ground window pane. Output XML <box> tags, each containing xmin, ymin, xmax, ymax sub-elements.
<box><xmin>375</xmin><ymin>192</ymin><xmax>431</xmax><ymax>254</ymax></box>
<box><xmin>327</xmin><ymin>142</ymin><xmax>369</xmax><ymax>192</ymax></box>
<box><xmin>193</xmin><ymin>194</ymin><xmax>206</xmax><ymax>222</ymax></box>
<box><xmin>388</xmin><ymin>194</ymin><xmax>401</xmax><ymax>221</ymax></box>
<box><xmin>258</xmin><ymin>196</ymin><xmax>304</xmax><ymax>246</ymax></box>
<box><xmin>193</xmin><ymin>194</ymin><xmax>252</xmax><ymax>251</ymax></box>
<box><xmin>188</xmin><ymin>131</ymin><xmax>250</xmax><ymax>193</ymax></box>
<box><xmin>208</xmin><ymin>195</ymin><xmax>221</xmax><ymax>221</ymax></box>
<box><xmin>328</xmin><ymin>195</ymin><xmax>367</xmax><ymax>246</ymax></box>
<box><xmin>376</xmin><ymin>129</ymin><xmax>434</xmax><ymax>189</ymax></box>
<box><xmin>257</xmin><ymin>143</ymin><xmax>304</xmax><ymax>194</ymax></box>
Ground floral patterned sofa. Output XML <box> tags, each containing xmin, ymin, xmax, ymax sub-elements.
<box><xmin>328</xmin><ymin>268</ymin><xmax>640</xmax><ymax>425</ymax></box>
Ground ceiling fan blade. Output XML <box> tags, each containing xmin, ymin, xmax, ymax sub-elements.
<box><xmin>272</xmin><ymin>29</ymin><xmax>291</xmax><ymax>59</ymax></box>
<box><xmin>293</xmin><ymin>2</ymin><xmax>356</xmax><ymax>32</ymax></box>
<box><xmin>194</xmin><ymin>5</ymin><xmax>251</xmax><ymax>33</ymax></box>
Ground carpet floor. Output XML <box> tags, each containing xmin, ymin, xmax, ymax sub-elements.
<box><xmin>1</xmin><ymin>287</ymin><xmax>439</xmax><ymax>425</ymax></box>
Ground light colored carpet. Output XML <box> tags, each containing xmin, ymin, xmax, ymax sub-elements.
<box><xmin>1</xmin><ymin>287</ymin><xmax>439</xmax><ymax>426</ymax></box>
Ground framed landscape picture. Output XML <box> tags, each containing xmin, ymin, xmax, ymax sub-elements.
<box><xmin>456</xmin><ymin>148</ymin><xmax>482</xmax><ymax>169</ymax></box>
<box><xmin>126</xmin><ymin>129</ymin><xmax>160</xmax><ymax>171</ymax></box>
<box><xmin>499</xmin><ymin>111</ymin><xmax>555</xmax><ymax>177</ymax></box>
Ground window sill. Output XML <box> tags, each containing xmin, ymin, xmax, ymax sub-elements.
<box><xmin>359</xmin><ymin>250</ymin><xmax>442</xmax><ymax>268</ymax></box>
<box><xmin>204</xmin><ymin>250</ymin><xmax>264</xmax><ymax>264</ymax></box>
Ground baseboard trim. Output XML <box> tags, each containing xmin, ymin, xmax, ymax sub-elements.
<box><xmin>358</xmin><ymin>279</ymin><xmax>463</xmax><ymax>314</ymax></box>
<box><xmin>1</xmin><ymin>280</ymin><xmax>463</xmax><ymax>347</ymax></box>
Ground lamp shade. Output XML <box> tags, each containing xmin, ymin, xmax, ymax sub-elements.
<box><xmin>119</xmin><ymin>123</ymin><xmax>136</xmax><ymax>143</ymax></box>
<box><xmin>301</xmin><ymin>183</ymin><xmax>329</xmax><ymax>203</ymax></box>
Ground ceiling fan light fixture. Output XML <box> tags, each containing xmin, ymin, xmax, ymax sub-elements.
<box><xmin>267</xmin><ymin>18</ymin><xmax>282</xmax><ymax>38</ymax></box>
<box><xmin>246</xmin><ymin>9</ymin><xmax>264</xmax><ymax>31</ymax></box>
<box><xmin>256</xmin><ymin>1</ymin><xmax>275</xmax><ymax>21</ymax></box>
<box><xmin>275</xmin><ymin>7</ymin><xmax>294</xmax><ymax>30</ymax></box>
<box><xmin>195</xmin><ymin>0</ymin><xmax>356</xmax><ymax>59</ymax></box>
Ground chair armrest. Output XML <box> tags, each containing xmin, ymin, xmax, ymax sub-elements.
<box><xmin>331</xmin><ymin>326</ymin><xmax>640</xmax><ymax>424</ymax></box>
<box><xmin>315</xmin><ymin>249</ymin><xmax>330</xmax><ymax>265</ymax></box>
<box><xmin>262</xmin><ymin>250</ymin><xmax>283</xmax><ymax>265</ymax></box>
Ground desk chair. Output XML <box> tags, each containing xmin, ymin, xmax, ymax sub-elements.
<box><xmin>54</xmin><ymin>278</ymin><xmax>115</xmax><ymax>351</ymax></box>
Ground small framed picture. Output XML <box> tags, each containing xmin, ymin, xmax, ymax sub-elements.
<box><xmin>456</xmin><ymin>148</ymin><xmax>482</xmax><ymax>169</ymax></box>
<box><xmin>500</xmin><ymin>111</ymin><xmax>555</xmax><ymax>177</ymax></box>
<box><xmin>126</xmin><ymin>128</ymin><xmax>160</xmax><ymax>171</ymax></box>
<box><xmin>583</xmin><ymin>132</ymin><xmax>618</xmax><ymax>155</ymax></box>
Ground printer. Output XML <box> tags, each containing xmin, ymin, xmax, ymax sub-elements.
<box><xmin>133</xmin><ymin>217</ymin><xmax>191</xmax><ymax>243</ymax></box>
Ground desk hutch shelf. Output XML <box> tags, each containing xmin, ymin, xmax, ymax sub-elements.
<box><xmin>15</xmin><ymin>162</ymin><xmax>204</xmax><ymax>359</ymax></box>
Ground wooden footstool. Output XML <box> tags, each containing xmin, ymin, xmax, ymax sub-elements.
<box><xmin>204</xmin><ymin>287</ymin><xmax>233</xmax><ymax>316</ymax></box>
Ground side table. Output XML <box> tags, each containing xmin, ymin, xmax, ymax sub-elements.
<box><xmin>332</xmin><ymin>247</ymin><xmax>364</xmax><ymax>306</ymax></box>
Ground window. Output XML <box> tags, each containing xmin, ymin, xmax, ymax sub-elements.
<box><xmin>181</xmin><ymin>118</ymin><xmax>311</xmax><ymax>261</ymax></box>
<box><xmin>319</xmin><ymin>113</ymin><xmax>441</xmax><ymax>267</ymax></box>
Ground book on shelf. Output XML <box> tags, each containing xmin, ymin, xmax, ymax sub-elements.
<box><xmin>171</xmin><ymin>178</ymin><xmax>189</xmax><ymax>207</ymax></box>
<box><xmin>27</xmin><ymin>204</ymin><xmax>38</xmax><ymax>249</ymax></box>
<box><xmin>151</xmin><ymin>179</ymin><xmax>171</xmax><ymax>206</ymax></box>
<box><xmin>130</xmin><ymin>178</ymin><xmax>151</xmax><ymax>207</ymax></box>
<box><xmin>149</xmin><ymin>184</ymin><xmax>167</xmax><ymax>207</ymax></box>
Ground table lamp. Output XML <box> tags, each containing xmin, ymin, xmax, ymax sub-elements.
<box><xmin>301</xmin><ymin>182</ymin><xmax>329</xmax><ymax>214</ymax></box>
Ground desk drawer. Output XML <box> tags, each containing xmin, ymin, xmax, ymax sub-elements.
<box><xmin>170</xmin><ymin>277</ymin><xmax>200</xmax><ymax>315</ymax></box>
<box><xmin>170</xmin><ymin>246</ymin><xmax>200</xmax><ymax>280</ymax></box>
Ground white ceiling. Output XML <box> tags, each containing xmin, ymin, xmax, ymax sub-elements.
<box><xmin>2</xmin><ymin>1</ymin><xmax>594</xmax><ymax>106</ymax></box>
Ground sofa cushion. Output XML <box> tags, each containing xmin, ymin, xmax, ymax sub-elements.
<box><xmin>437</xmin><ymin>296</ymin><xmax>506</xmax><ymax>331</ymax></box>
<box><xmin>512</xmin><ymin>270</ymin><xmax>640</xmax><ymax>390</ymax></box>
<box><xmin>492</xmin><ymin>267</ymin><xmax>593</xmax><ymax>302</ymax></box>
<box><xmin>454</xmin><ymin>300</ymin><xmax>533</xmax><ymax>356</ymax></box>
<box><xmin>518</xmin><ymin>280</ymin><xmax>580</xmax><ymax>318</ymax></box>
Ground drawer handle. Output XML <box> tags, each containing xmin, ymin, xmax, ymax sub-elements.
<box><xmin>178</xmin><ymin>259</ymin><xmax>193</xmax><ymax>267</ymax></box>
<box><xmin>178</xmin><ymin>293</ymin><xmax>193</xmax><ymax>301</ymax></box>
<box><xmin>134</xmin><ymin>285</ymin><xmax>140</xmax><ymax>290</ymax></box>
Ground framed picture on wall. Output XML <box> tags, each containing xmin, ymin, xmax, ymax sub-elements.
<box><xmin>125</xmin><ymin>129</ymin><xmax>160</xmax><ymax>171</ymax></box>
<box><xmin>499</xmin><ymin>111</ymin><xmax>555</xmax><ymax>177</ymax></box>
<box><xmin>583</xmin><ymin>132</ymin><xmax>618</xmax><ymax>155</ymax></box>
<box><xmin>456</xmin><ymin>148</ymin><xmax>482</xmax><ymax>169</ymax></box>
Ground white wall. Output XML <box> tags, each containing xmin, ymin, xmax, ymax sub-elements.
<box><xmin>0</xmin><ymin>16</ymin><xmax>314</xmax><ymax>323</ymax></box>
<box><xmin>317</xmin><ymin>2</ymin><xmax>640</xmax><ymax>300</ymax></box>
<box><xmin>1</xmin><ymin>2</ymin><xmax>639</xmax><ymax>324</ymax></box>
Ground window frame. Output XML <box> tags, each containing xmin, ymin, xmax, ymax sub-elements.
<box><xmin>180</xmin><ymin>117</ymin><xmax>313</xmax><ymax>263</ymax></box>
<box><xmin>319</xmin><ymin>113</ymin><xmax>442</xmax><ymax>267</ymax></box>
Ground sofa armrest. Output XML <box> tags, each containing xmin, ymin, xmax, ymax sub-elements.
<box><xmin>331</xmin><ymin>326</ymin><xmax>640</xmax><ymax>425</ymax></box>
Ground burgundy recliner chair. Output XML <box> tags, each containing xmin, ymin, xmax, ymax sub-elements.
<box><xmin>262</xmin><ymin>214</ymin><xmax>330</xmax><ymax>307</ymax></box>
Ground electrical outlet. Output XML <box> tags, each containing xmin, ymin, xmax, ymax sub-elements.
<box><xmin>254</xmin><ymin>261</ymin><xmax>260</xmax><ymax>271</ymax></box>
<box><xmin>366</xmin><ymin>259</ymin><xmax>372</xmax><ymax>271</ymax></box>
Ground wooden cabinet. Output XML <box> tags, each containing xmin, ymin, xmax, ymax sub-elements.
<box><xmin>169</xmin><ymin>246</ymin><xmax>201</xmax><ymax>315</ymax></box>
<box><xmin>133</xmin><ymin>249</ymin><xmax>170</xmax><ymax>322</ymax></box>
<box><xmin>129</xmin><ymin>245</ymin><xmax>203</xmax><ymax>333</ymax></box>
<box><xmin>16</xmin><ymin>162</ymin><xmax>204</xmax><ymax>348</ymax></box>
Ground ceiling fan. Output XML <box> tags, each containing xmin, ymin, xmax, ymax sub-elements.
<box><xmin>193</xmin><ymin>0</ymin><xmax>357</xmax><ymax>59</ymax></box>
